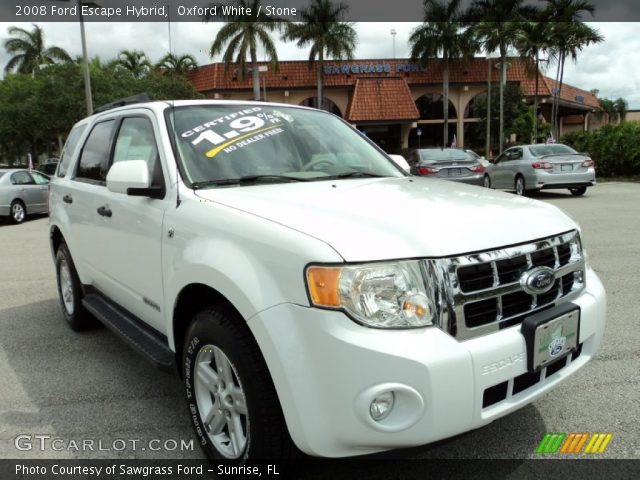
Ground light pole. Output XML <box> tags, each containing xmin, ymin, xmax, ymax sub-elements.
<box><xmin>56</xmin><ymin>0</ymin><xmax>97</xmax><ymax>115</ymax></box>
<box><xmin>390</xmin><ymin>29</ymin><xmax>397</xmax><ymax>59</ymax></box>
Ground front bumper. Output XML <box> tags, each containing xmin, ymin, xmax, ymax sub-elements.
<box><xmin>248</xmin><ymin>267</ymin><xmax>606</xmax><ymax>457</ymax></box>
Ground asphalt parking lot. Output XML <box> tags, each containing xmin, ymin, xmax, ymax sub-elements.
<box><xmin>0</xmin><ymin>182</ymin><xmax>638</xmax><ymax>465</ymax></box>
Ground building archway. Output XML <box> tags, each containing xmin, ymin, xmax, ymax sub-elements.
<box><xmin>415</xmin><ymin>93</ymin><xmax>457</xmax><ymax>120</ymax></box>
<box><xmin>411</xmin><ymin>93</ymin><xmax>457</xmax><ymax>148</ymax></box>
<box><xmin>464</xmin><ymin>92</ymin><xmax>486</xmax><ymax>119</ymax></box>
<box><xmin>299</xmin><ymin>97</ymin><xmax>343</xmax><ymax>117</ymax></box>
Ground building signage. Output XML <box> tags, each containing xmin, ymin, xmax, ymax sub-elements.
<box><xmin>324</xmin><ymin>63</ymin><xmax>426</xmax><ymax>75</ymax></box>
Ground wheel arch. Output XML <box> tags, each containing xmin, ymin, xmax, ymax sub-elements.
<box><xmin>172</xmin><ymin>283</ymin><xmax>248</xmax><ymax>375</ymax></box>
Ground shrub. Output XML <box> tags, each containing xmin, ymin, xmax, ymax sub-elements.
<box><xmin>561</xmin><ymin>122</ymin><xmax>640</xmax><ymax>177</ymax></box>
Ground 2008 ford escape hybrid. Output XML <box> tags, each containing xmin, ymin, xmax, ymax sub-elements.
<box><xmin>49</xmin><ymin>99</ymin><xmax>606</xmax><ymax>462</ymax></box>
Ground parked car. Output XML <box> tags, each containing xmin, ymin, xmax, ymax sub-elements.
<box><xmin>0</xmin><ymin>169</ymin><xmax>50</xmax><ymax>223</ymax></box>
<box><xmin>49</xmin><ymin>99</ymin><xmax>605</xmax><ymax>463</ymax></box>
<box><xmin>38</xmin><ymin>158</ymin><xmax>59</xmax><ymax>176</ymax></box>
<box><xmin>484</xmin><ymin>144</ymin><xmax>596</xmax><ymax>196</ymax></box>
<box><xmin>408</xmin><ymin>148</ymin><xmax>485</xmax><ymax>186</ymax></box>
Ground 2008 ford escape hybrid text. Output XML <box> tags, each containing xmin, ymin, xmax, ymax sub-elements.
<box><xmin>48</xmin><ymin>99</ymin><xmax>606</xmax><ymax>462</ymax></box>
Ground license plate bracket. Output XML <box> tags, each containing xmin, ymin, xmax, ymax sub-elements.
<box><xmin>521</xmin><ymin>303</ymin><xmax>580</xmax><ymax>372</ymax></box>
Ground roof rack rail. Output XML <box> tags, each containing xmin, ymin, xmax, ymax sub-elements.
<box><xmin>94</xmin><ymin>93</ymin><xmax>151</xmax><ymax>114</ymax></box>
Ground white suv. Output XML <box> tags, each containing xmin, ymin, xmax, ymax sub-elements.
<box><xmin>49</xmin><ymin>99</ymin><xmax>606</xmax><ymax>462</ymax></box>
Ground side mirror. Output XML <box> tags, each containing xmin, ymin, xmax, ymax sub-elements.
<box><xmin>106</xmin><ymin>160</ymin><xmax>150</xmax><ymax>195</ymax></box>
<box><xmin>388</xmin><ymin>154</ymin><xmax>411</xmax><ymax>172</ymax></box>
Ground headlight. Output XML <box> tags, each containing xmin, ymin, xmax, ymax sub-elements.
<box><xmin>306</xmin><ymin>261</ymin><xmax>435</xmax><ymax>328</ymax></box>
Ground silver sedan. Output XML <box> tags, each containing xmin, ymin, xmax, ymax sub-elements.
<box><xmin>484</xmin><ymin>144</ymin><xmax>596</xmax><ymax>196</ymax></box>
<box><xmin>0</xmin><ymin>169</ymin><xmax>50</xmax><ymax>223</ymax></box>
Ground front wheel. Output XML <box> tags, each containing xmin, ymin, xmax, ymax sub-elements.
<box><xmin>483</xmin><ymin>175</ymin><xmax>492</xmax><ymax>188</ymax></box>
<box><xmin>569</xmin><ymin>186</ymin><xmax>587</xmax><ymax>196</ymax></box>
<box><xmin>515</xmin><ymin>176</ymin><xmax>526</xmax><ymax>196</ymax></box>
<box><xmin>184</xmin><ymin>308</ymin><xmax>293</xmax><ymax>462</ymax></box>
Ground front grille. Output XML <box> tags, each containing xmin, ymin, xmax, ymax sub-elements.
<box><xmin>429</xmin><ymin>231</ymin><xmax>586</xmax><ymax>340</ymax></box>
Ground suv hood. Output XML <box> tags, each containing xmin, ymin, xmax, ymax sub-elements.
<box><xmin>194</xmin><ymin>177</ymin><xmax>576</xmax><ymax>262</ymax></box>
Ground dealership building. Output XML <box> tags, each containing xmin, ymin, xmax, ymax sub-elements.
<box><xmin>187</xmin><ymin>57</ymin><xmax>599</xmax><ymax>153</ymax></box>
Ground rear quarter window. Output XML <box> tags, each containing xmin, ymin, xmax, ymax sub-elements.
<box><xmin>58</xmin><ymin>124</ymin><xmax>87</xmax><ymax>178</ymax></box>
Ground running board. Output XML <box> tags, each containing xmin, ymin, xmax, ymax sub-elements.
<box><xmin>82</xmin><ymin>293</ymin><xmax>175</xmax><ymax>372</ymax></box>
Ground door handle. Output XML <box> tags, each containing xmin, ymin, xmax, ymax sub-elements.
<box><xmin>97</xmin><ymin>205</ymin><xmax>112</xmax><ymax>218</ymax></box>
<box><xmin>63</xmin><ymin>194</ymin><xmax>73</xmax><ymax>204</ymax></box>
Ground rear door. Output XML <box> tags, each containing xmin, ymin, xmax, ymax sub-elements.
<box><xmin>30</xmin><ymin>171</ymin><xmax>50</xmax><ymax>213</ymax></box>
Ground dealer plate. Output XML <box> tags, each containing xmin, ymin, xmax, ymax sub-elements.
<box><xmin>532</xmin><ymin>309</ymin><xmax>579</xmax><ymax>370</ymax></box>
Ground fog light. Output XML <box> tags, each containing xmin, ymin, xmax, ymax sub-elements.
<box><xmin>369</xmin><ymin>391</ymin><xmax>394</xmax><ymax>421</ymax></box>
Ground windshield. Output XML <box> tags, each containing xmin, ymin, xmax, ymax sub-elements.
<box><xmin>419</xmin><ymin>149</ymin><xmax>472</xmax><ymax>162</ymax></box>
<box><xmin>529</xmin><ymin>144</ymin><xmax>578</xmax><ymax>157</ymax></box>
<box><xmin>168</xmin><ymin>105</ymin><xmax>404</xmax><ymax>186</ymax></box>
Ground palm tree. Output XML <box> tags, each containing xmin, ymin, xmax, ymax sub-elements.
<box><xmin>156</xmin><ymin>53</ymin><xmax>198</xmax><ymax>76</ymax></box>
<box><xmin>410</xmin><ymin>0</ymin><xmax>475</xmax><ymax>147</ymax></box>
<box><xmin>515</xmin><ymin>21</ymin><xmax>553</xmax><ymax>143</ymax></box>
<box><xmin>545</xmin><ymin>0</ymin><xmax>603</xmax><ymax>137</ymax></box>
<box><xmin>284</xmin><ymin>0</ymin><xmax>357</xmax><ymax>110</ymax></box>
<box><xmin>471</xmin><ymin>0</ymin><xmax>536</xmax><ymax>152</ymax></box>
<box><xmin>4</xmin><ymin>24</ymin><xmax>72</xmax><ymax>74</ymax></box>
<box><xmin>597</xmin><ymin>97</ymin><xmax>628</xmax><ymax>124</ymax></box>
<box><xmin>116</xmin><ymin>50</ymin><xmax>152</xmax><ymax>79</ymax></box>
<box><xmin>206</xmin><ymin>0</ymin><xmax>282</xmax><ymax>101</ymax></box>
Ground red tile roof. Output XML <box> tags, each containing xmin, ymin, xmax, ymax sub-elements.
<box><xmin>345</xmin><ymin>78</ymin><xmax>419</xmax><ymax>122</ymax></box>
<box><xmin>187</xmin><ymin>57</ymin><xmax>598</xmax><ymax>110</ymax></box>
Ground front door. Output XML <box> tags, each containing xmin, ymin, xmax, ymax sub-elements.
<box><xmin>90</xmin><ymin>112</ymin><xmax>170</xmax><ymax>333</ymax></box>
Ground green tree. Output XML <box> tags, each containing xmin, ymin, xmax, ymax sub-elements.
<box><xmin>471</xmin><ymin>0</ymin><xmax>537</xmax><ymax>153</ymax></box>
<box><xmin>206</xmin><ymin>0</ymin><xmax>283</xmax><ymax>101</ymax></box>
<box><xmin>545</xmin><ymin>0</ymin><xmax>603</xmax><ymax>137</ymax></box>
<box><xmin>4</xmin><ymin>24</ymin><xmax>72</xmax><ymax>74</ymax></box>
<box><xmin>515</xmin><ymin>20</ymin><xmax>554</xmax><ymax>142</ymax></box>
<box><xmin>284</xmin><ymin>0</ymin><xmax>357</xmax><ymax>109</ymax></box>
<box><xmin>409</xmin><ymin>0</ymin><xmax>476</xmax><ymax>147</ymax></box>
<box><xmin>596</xmin><ymin>96</ymin><xmax>628</xmax><ymax>124</ymax></box>
<box><xmin>116</xmin><ymin>49</ymin><xmax>152</xmax><ymax>79</ymax></box>
<box><xmin>156</xmin><ymin>53</ymin><xmax>198</xmax><ymax>76</ymax></box>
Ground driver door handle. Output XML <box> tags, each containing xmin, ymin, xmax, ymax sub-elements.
<box><xmin>97</xmin><ymin>205</ymin><xmax>112</xmax><ymax>218</ymax></box>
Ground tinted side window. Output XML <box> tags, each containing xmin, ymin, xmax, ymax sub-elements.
<box><xmin>11</xmin><ymin>171</ymin><xmax>34</xmax><ymax>185</ymax></box>
<box><xmin>510</xmin><ymin>148</ymin><xmax>523</xmax><ymax>160</ymax></box>
<box><xmin>112</xmin><ymin>117</ymin><xmax>162</xmax><ymax>187</ymax></box>
<box><xmin>76</xmin><ymin>120</ymin><xmax>115</xmax><ymax>183</ymax></box>
<box><xmin>58</xmin><ymin>124</ymin><xmax>87</xmax><ymax>177</ymax></box>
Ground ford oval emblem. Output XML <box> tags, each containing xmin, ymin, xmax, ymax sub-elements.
<box><xmin>521</xmin><ymin>267</ymin><xmax>556</xmax><ymax>295</ymax></box>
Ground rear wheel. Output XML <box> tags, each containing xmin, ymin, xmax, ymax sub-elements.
<box><xmin>10</xmin><ymin>200</ymin><xmax>26</xmax><ymax>223</ymax></box>
<box><xmin>569</xmin><ymin>186</ymin><xmax>587</xmax><ymax>196</ymax></box>
<box><xmin>55</xmin><ymin>243</ymin><xmax>94</xmax><ymax>330</ymax></box>
<box><xmin>515</xmin><ymin>176</ymin><xmax>526</xmax><ymax>196</ymax></box>
<box><xmin>184</xmin><ymin>308</ymin><xmax>293</xmax><ymax>462</ymax></box>
<box><xmin>483</xmin><ymin>175</ymin><xmax>492</xmax><ymax>188</ymax></box>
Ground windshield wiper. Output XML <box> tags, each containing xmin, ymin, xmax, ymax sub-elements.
<box><xmin>326</xmin><ymin>171</ymin><xmax>388</xmax><ymax>180</ymax></box>
<box><xmin>191</xmin><ymin>175</ymin><xmax>310</xmax><ymax>189</ymax></box>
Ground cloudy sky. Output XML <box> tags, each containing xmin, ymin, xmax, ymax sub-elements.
<box><xmin>0</xmin><ymin>21</ymin><xmax>638</xmax><ymax>108</ymax></box>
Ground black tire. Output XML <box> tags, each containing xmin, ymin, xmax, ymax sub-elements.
<box><xmin>183</xmin><ymin>308</ymin><xmax>293</xmax><ymax>462</ymax></box>
<box><xmin>569</xmin><ymin>186</ymin><xmax>587</xmax><ymax>196</ymax></box>
<box><xmin>55</xmin><ymin>243</ymin><xmax>94</xmax><ymax>331</ymax></box>
<box><xmin>10</xmin><ymin>200</ymin><xmax>26</xmax><ymax>224</ymax></box>
<box><xmin>483</xmin><ymin>175</ymin><xmax>492</xmax><ymax>188</ymax></box>
<box><xmin>514</xmin><ymin>176</ymin><xmax>526</xmax><ymax>196</ymax></box>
